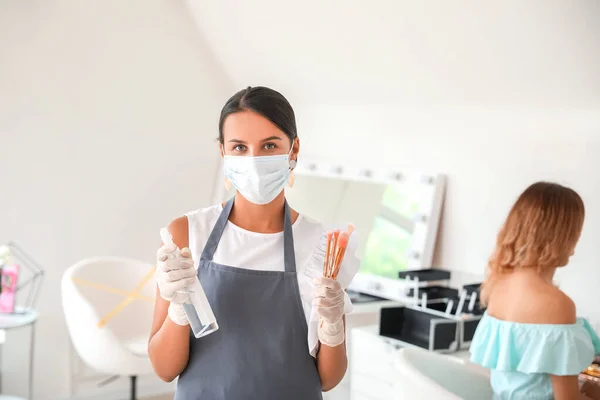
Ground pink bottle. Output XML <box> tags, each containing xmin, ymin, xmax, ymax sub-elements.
<box><xmin>0</xmin><ymin>264</ymin><xmax>19</xmax><ymax>313</ymax></box>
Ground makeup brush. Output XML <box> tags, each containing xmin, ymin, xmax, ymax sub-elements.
<box><xmin>329</xmin><ymin>230</ymin><xmax>340</xmax><ymax>277</ymax></box>
<box><xmin>323</xmin><ymin>231</ymin><xmax>333</xmax><ymax>277</ymax></box>
<box><xmin>331</xmin><ymin>224</ymin><xmax>355</xmax><ymax>279</ymax></box>
<box><xmin>331</xmin><ymin>232</ymin><xmax>349</xmax><ymax>280</ymax></box>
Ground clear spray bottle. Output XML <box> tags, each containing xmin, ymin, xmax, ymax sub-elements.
<box><xmin>160</xmin><ymin>228</ymin><xmax>219</xmax><ymax>338</ymax></box>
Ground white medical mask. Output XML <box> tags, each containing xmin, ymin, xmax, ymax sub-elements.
<box><xmin>223</xmin><ymin>149</ymin><xmax>294</xmax><ymax>205</ymax></box>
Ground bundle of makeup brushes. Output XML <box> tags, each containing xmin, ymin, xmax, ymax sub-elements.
<box><xmin>323</xmin><ymin>223</ymin><xmax>355</xmax><ymax>280</ymax></box>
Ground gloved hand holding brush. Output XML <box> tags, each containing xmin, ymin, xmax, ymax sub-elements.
<box><xmin>314</xmin><ymin>223</ymin><xmax>355</xmax><ymax>347</ymax></box>
<box><xmin>313</xmin><ymin>277</ymin><xmax>346</xmax><ymax>347</ymax></box>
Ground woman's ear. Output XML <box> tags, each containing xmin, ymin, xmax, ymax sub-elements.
<box><xmin>292</xmin><ymin>137</ymin><xmax>300</xmax><ymax>161</ymax></box>
<box><xmin>219</xmin><ymin>143</ymin><xmax>225</xmax><ymax>157</ymax></box>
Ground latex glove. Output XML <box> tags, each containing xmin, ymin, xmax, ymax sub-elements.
<box><xmin>313</xmin><ymin>277</ymin><xmax>346</xmax><ymax>347</ymax></box>
<box><xmin>156</xmin><ymin>245</ymin><xmax>196</xmax><ymax>326</ymax></box>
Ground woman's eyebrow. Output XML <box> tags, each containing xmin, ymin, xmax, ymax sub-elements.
<box><xmin>261</xmin><ymin>136</ymin><xmax>282</xmax><ymax>142</ymax></box>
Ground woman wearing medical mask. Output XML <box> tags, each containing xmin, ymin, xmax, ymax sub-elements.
<box><xmin>148</xmin><ymin>86</ymin><xmax>352</xmax><ymax>399</ymax></box>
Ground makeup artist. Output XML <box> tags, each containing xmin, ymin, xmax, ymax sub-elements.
<box><xmin>148</xmin><ymin>86</ymin><xmax>353</xmax><ymax>399</ymax></box>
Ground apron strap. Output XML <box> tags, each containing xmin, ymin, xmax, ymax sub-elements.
<box><xmin>201</xmin><ymin>197</ymin><xmax>235</xmax><ymax>261</ymax></box>
<box><xmin>201</xmin><ymin>197</ymin><xmax>297</xmax><ymax>274</ymax></box>
<box><xmin>283</xmin><ymin>200</ymin><xmax>297</xmax><ymax>273</ymax></box>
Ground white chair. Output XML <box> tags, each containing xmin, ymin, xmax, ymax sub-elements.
<box><xmin>61</xmin><ymin>257</ymin><xmax>157</xmax><ymax>400</ymax></box>
<box><xmin>392</xmin><ymin>346</ymin><xmax>493</xmax><ymax>400</ymax></box>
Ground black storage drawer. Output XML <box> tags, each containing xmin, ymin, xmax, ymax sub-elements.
<box><xmin>462</xmin><ymin>318</ymin><xmax>481</xmax><ymax>346</ymax></box>
<box><xmin>379</xmin><ymin>306</ymin><xmax>459</xmax><ymax>352</ymax></box>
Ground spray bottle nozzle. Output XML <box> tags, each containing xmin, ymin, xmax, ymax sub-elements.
<box><xmin>160</xmin><ymin>228</ymin><xmax>178</xmax><ymax>253</ymax></box>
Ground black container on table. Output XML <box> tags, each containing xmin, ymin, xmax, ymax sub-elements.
<box><xmin>426</xmin><ymin>297</ymin><xmax>462</xmax><ymax>315</ymax></box>
<box><xmin>413</xmin><ymin>295</ymin><xmax>482</xmax><ymax>348</ymax></box>
<box><xmin>414</xmin><ymin>303</ymin><xmax>481</xmax><ymax>349</ymax></box>
<box><xmin>460</xmin><ymin>282</ymin><xmax>487</xmax><ymax>316</ymax></box>
<box><xmin>379</xmin><ymin>306</ymin><xmax>460</xmax><ymax>352</ymax></box>
<box><xmin>405</xmin><ymin>287</ymin><xmax>484</xmax><ymax>350</ymax></box>
<box><xmin>460</xmin><ymin>316</ymin><xmax>482</xmax><ymax>348</ymax></box>
<box><xmin>462</xmin><ymin>283</ymin><xmax>481</xmax><ymax>297</ymax></box>
<box><xmin>447</xmin><ymin>282</ymin><xmax>485</xmax><ymax>347</ymax></box>
<box><xmin>398</xmin><ymin>269</ymin><xmax>451</xmax><ymax>282</ymax></box>
<box><xmin>407</xmin><ymin>285</ymin><xmax>459</xmax><ymax>300</ymax></box>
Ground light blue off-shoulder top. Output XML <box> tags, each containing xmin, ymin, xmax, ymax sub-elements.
<box><xmin>470</xmin><ymin>312</ymin><xmax>600</xmax><ymax>400</ymax></box>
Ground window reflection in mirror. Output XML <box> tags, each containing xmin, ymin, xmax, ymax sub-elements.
<box><xmin>284</xmin><ymin>176</ymin><xmax>424</xmax><ymax>279</ymax></box>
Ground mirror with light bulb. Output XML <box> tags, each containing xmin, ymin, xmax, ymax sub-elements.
<box><xmin>213</xmin><ymin>159</ymin><xmax>447</xmax><ymax>303</ymax></box>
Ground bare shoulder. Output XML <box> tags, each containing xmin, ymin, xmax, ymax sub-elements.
<box><xmin>489</xmin><ymin>274</ymin><xmax>576</xmax><ymax>325</ymax></box>
<box><xmin>167</xmin><ymin>216</ymin><xmax>189</xmax><ymax>249</ymax></box>
<box><xmin>523</xmin><ymin>285</ymin><xmax>576</xmax><ymax>325</ymax></box>
<box><xmin>542</xmin><ymin>287</ymin><xmax>576</xmax><ymax>324</ymax></box>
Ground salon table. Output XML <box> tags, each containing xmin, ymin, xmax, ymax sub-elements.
<box><xmin>0</xmin><ymin>308</ymin><xmax>38</xmax><ymax>400</ymax></box>
<box><xmin>348</xmin><ymin>325</ymin><xmax>486</xmax><ymax>400</ymax></box>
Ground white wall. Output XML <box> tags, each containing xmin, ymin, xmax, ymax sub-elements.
<box><xmin>0</xmin><ymin>1</ymin><xmax>231</xmax><ymax>399</ymax></box>
<box><xmin>188</xmin><ymin>0</ymin><xmax>600</xmax><ymax>108</ymax></box>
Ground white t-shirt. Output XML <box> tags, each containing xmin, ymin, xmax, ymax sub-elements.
<box><xmin>185</xmin><ymin>204</ymin><xmax>355</xmax><ymax>357</ymax></box>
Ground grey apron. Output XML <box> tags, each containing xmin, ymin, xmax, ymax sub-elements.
<box><xmin>175</xmin><ymin>197</ymin><xmax>323</xmax><ymax>400</ymax></box>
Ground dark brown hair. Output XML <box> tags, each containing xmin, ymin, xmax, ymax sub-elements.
<box><xmin>218</xmin><ymin>86</ymin><xmax>297</xmax><ymax>144</ymax></box>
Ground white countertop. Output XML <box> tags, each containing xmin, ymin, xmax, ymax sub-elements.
<box><xmin>353</xmin><ymin>324</ymin><xmax>474</xmax><ymax>362</ymax></box>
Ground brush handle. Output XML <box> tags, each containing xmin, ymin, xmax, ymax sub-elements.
<box><xmin>332</xmin><ymin>247</ymin><xmax>347</xmax><ymax>279</ymax></box>
<box><xmin>323</xmin><ymin>238</ymin><xmax>332</xmax><ymax>277</ymax></box>
<box><xmin>329</xmin><ymin>234</ymin><xmax>339</xmax><ymax>277</ymax></box>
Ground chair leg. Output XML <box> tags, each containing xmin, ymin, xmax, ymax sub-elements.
<box><xmin>130</xmin><ymin>375</ymin><xmax>137</xmax><ymax>400</ymax></box>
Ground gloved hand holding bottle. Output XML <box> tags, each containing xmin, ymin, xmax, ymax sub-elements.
<box><xmin>313</xmin><ymin>277</ymin><xmax>346</xmax><ymax>347</ymax></box>
<box><xmin>156</xmin><ymin>244</ymin><xmax>196</xmax><ymax>326</ymax></box>
<box><xmin>157</xmin><ymin>228</ymin><xmax>219</xmax><ymax>338</ymax></box>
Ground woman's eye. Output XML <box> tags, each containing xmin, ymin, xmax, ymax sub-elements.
<box><xmin>264</xmin><ymin>142</ymin><xmax>276</xmax><ymax>150</ymax></box>
<box><xmin>233</xmin><ymin>144</ymin><xmax>246</xmax><ymax>152</ymax></box>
